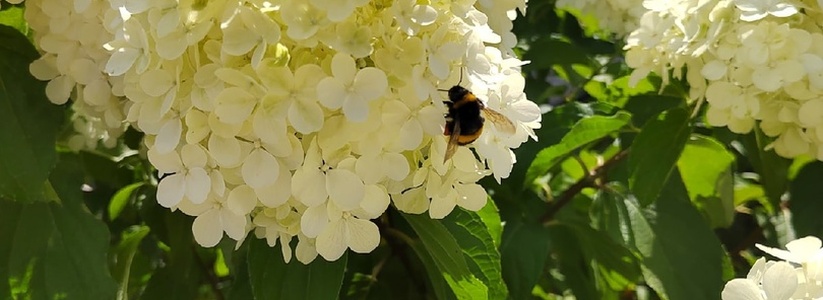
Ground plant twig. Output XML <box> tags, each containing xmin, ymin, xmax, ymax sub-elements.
<box><xmin>540</xmin><ymin>149</ymin><xmax>630</xmax><ymax>225</ymax></box>
<box><xmin>191</xmin><ymin>246</ymin><xmax>225</xmax><ymax>300</ymax></box>
<box><xmin>380</xmin><ymin>216</ymin><xmax>428</xmax><ymax>295</ymax></box>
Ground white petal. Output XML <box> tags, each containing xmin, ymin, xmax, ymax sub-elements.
<box><xmin>82</xmin><ymin>79</ymin><xmax>111</xmax><ymax>106</ymax></box>
<box><xmin>255</xmin><ymin>167</ymin><xmax>291</xmax><ymax>207</ymax></box>
<box><xmin>279</xmin><ymin>234</ymin><xmax>293</xmax><ymax>263</ymax></box>
<box><xmin>392</xmin><ymin>188</ymin><xmax>429</xmax><ymax>214</ymax></box>
<box><xmin>215</xmin><ymin>87</ymin><xmax>258</xmax><ymax>124</ymax></box>
<box><xmin>756</xmin><ymin>244</ymin><xmax>795</xmax><ymax>263</ymax></box>
<box><xmin>288</xmin><ymin>100</ymin><xmax>324</xmax><ymax>134</ymax></box>
<box><xmin>210</xmin><ymin>170</ymin><xmax>227</xmax><ymax>197</ymax></box>
<box><xmin>358</xmin><ymin>185</ymin><xmax>390</xmax><ymax>219</ymax></box>
<box><xmin>397</xmin><ymin>120</ymin><xmax>423</xmax><ymax>150</ymax></box>
<box><xmin>292</xmin><ymin>168</ymin><xmax>328</xmax><ymax>206</ymax></box>
<box><xmin>181</xmin><ymin>144</ymin><xmax>208</xmax><ymax>168</ymax></box>
<box><xmin>353</xmin><ymin>68</ymin><xmax>388</xmax><ymax>101</ymax></box>
<box><xmin>155</xmin><ymin>119</ymin><xmax>182</xmax><ymax>154</ymax></box>
<box><xmin>139</xmin><ymin>69</ymin><xmax>171</xmax><ymax>97</ymax></box>
<box><xmin>227</xmin><ymin>185</ymin><xmax>258</xmax><ymax>215</ymax></box>
<box><xmin>242</xmin><ymin>148</ymin><xmax>280</xmax><ymax>189</ymax></box>
<box><xmin>428</xmin><ymin>190</ymin><xmax>457</xmax><ymax>219</ymax></box>
<box><xmin>301</xmin><ymin>204</ymin><xmax>329</xmax><ymax>238</ymax></box>
<box><xmin>382</xmin><ymin>153</ymin><xmax>409</xmax><ymax>181</ymax></box>
<box><xmin>721</xmin><ymin>279</ymin><xmax>764</xmax><ymax>300</ymax></box>
<box><xmin>147</xmin><ymin>147</ymin><xmax>182</xmax><ymax>173</ymax></box>
<box><xmin>326</xmin><ymin>169</ymin><xmax>365</xmax><ymax>211</ymax></box>
<box><xmin>317</xmin><ymin>78</ymin><xmax>346</xmax><ymax>109</ymax></box>
<box><xmin>316</xmin><ymin>219</ymin><xmax>347</xmax><ymax>261</ymax></box>
<box><xmin>455</xmin><ymin>184</ymin><xmax>487</xmax><ymax>212</ymax></box>
<box><xmin>785</xmin><ymin>236</ymin><xmax>823</xmax><ymax>262</ymax></box>
<box><xmin>45</xmin><ymin>75</ymin><xmax>74</xmax><ymax>105</ymax></box>
<box><xmin>185</xmin><ymin>168</ymin><xmax>211</xmax><ymax>204</ymax></box>
<box><xmin>221</xmin><ymin>22</ymin><xmax>257</xmax><ymax>56</ymax></box>
<box><xmin>330</xmin><ymin>53</ymin><xmax>356</xmax><ymax>82</ymax></box>
<box><xmin>192</xmin><ymin>209</ymin><xmax>223</xmax><ymax>247</ymax></box>
<box><xmin>155</xmin><ymin>32</ymin><xmax>189</xmax><ymax>60</ymax></box>
<box><xmin>295</xmin><ymin>236</ymin><xmax>318</xmax><ymax>264</ymax></box>
<box><xmin>342</xmin><ymin>94</ymin><xmax>369</xmax><ymax>122</ymax></box>
<box><xmin>345</xmin><ymin>217</ymin><xmax>380</xmax><ymax>253</ymax></box>
<box><xmin>253</xmin><ymin>113</ymin><xmax>290</xmax><ymax>156</ymax></box>
<box><xmin>762</xmin><ymin>262</ymin><xmax>798</xmax><ymax>300</ymax></box>
<box><xmin>105</xmin><ymin>48</ymin><xmax>140</xmax><ymax>76</ymax></box>
<box><xmin>220</xmin><ymin>208</ymin><xmax>248</xmax><ymax>241</ymax></box>
<box><xmin>157</xmin><ymin>173</ymin><xmax>186</xmax><ymax>208</ymax></box>
<box><xmin>208</xmin><ymin>135</ymin><xmax>242</xmax><ymax>167</ymax></box>
<box><xmin>354</xmin><ymin>154</ymin><xmax>381</xmax><ymax>184</ymax></box>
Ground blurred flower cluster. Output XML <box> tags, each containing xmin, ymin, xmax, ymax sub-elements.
<box><xmin>555</xmin><ymin>0</ymin><xmax>644</xmax><ymax>36</ymax></box>
<box><xmin>722</xmin><ymin>236</ymin><xmax>823</xmax><ymax>300</ymax></box>
<box><xmin>624</xmin><ymin>0</ymin><xmax>823</xmax><ymax>160</ymax></box>
<box><xmin>25</xmin><ymin>0</ymin><xmax>541</xmax><ymax>263</ymax></box>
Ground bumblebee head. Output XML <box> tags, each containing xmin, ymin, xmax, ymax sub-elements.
<box><xmin>447</xmin><ymin>85</ymin><xmax>470</xmax><ymax>102</ymax></box>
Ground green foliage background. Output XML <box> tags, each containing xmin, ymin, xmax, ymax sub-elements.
<box><xmin>0</xmin><ymin>1</ymin><xmax>812</xmax><ymax>299</ymax></box>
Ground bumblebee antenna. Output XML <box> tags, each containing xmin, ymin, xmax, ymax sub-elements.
<box><xmin>437</xmin><ymin>66</ymin><xmax>466</xmax><ymax>92</ymax></box>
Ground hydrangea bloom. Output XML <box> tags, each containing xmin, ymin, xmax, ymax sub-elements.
<box><xmin>722</xmin><ymin>236</ymin><xmax>823</xmax><ymax>300</ymax></box>
<box><xmin>26</xmin><ymin>0</ymin><xmax>541</xmax><ymax>263</ymax></box>
<box><xmin>623</xmin><ymin>0</ymin><xmax>823</xmax><ymax>161</ymax></box>
<box><xmin>555</xmin><ymin>0</ymin><xmax>644</xmax><ymax>36</ymax></box>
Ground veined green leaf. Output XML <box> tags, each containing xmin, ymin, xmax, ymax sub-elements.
<box><xmin>247</xmin><ymin>238</ymin><xmax>347</xmax><ymax>300</ymax></box>
<box><xmin>677</xmin><ymin>135</ymin><xmax>735</xmax><ymax>228</ymax></box>
<box><xmin>629</xmin><ymin>108</ymin><xmax>691</xmax><ymax>206</ymax></box>
<box><xmin>625</xmin><ymin>172</ymin><xmax>725</xmax><ymax>300</ymax></box>
<box><xmin>0</xmin><ymin>25</ymin><xmax>65</xmax><ymax>203</ymax></box>
<box><xmin>1</xmin><ymin>158</ymin><xmax>117</xmax><ymax>300</ymax></box>
<box><xmin>403</xmin><ymin>213</ymin><xmax>489</xmax><ymax>300</ymax></box>
<box><xmin>500</xmin><ymin>221</ymin><xmax>551</xmax><ymax>300</ymax></box>
<box><xmin>789</xmin><ymin>162</ymin><xmax>823</xmax><ymax>238</ymax></box>
<box><xmin>525</xmin><ymin>112</ymin><xmax>631</xmax><ymax>186</ymax></box>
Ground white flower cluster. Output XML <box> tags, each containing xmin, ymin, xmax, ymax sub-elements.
<box><xmin>722</xmin><ymin>236</ymin><xmax>823</xmax><ymax>300</ymax></box>
<box><xmin>555</xmin><ymin>0</ymin><xmax>644</xmax><ymax>36</ymax></box>
<box><xmin>27</xmin><ymin>0</ymin><xmax>126</xmax><ymax>150</ymax></box>
<box><xmin>624</xmin><ymin>0</ymin><xmax>823</xmax><ymax>160</ymax></box>
<box><xmin>25</xmin><ymin>0</ymin><xmax>541</xmax><ymax>263</ymax></box>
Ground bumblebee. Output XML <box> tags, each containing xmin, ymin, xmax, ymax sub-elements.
<box><xmin>442</xmin><ymin>85</ymin><xmax>516</xmax><ymax>162</ymax></box>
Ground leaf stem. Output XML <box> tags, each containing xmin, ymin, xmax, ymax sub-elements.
<box><xmin>540</xmin><ymin>149</ymin><xmax>630</xmax><ymax>225</ymax></box>
<box><xmin>191</xmin><ymin>246</ymin><xmax>225</xmax><ymax>300</ymax></box>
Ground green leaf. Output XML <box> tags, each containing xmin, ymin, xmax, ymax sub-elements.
<box><xmin>525</xmin><ymin>112</ymin><xmax>631</xmax><ymax>186</ymax></box>
<box><xmin>476</xmin><ymin>199</ymin><xmax>503</xmax><ymax>247</ymax></box>
<box><xmin>741</xmin><ymin>127</ymin><xmax>790</xmax><ymax>210</ymax></box>
<box><xmin>790</xmin><ymin>162</ymin><xmax>823</xmax><ymax>238</ymax></box>
<box><xmin>111</xmin><ymin>226</ymin><xmax>150</xmax><ymax>300</ymax></box>
<box><xmin>247</xmin><ymin>238</ymin><xmax>347</xmax><ymax>300</ymax></box>
<box><xmin>140</xmin><ymin>210</ymin><xmax>202</xmax><ymax>300</ymax></box>
<box><xmin>108</xmin><ymin>182</ymin><xmax>144</xmax><ymax>221</ymax></box>
<box><xmin>407</xmin><ymin>240</ymin><xmax>456</xmax><ymax>300</ymax></box>
<box><xmin>625</xmin><ymin>172</ymin><xmax>725</xmax><ymax>300</ymax></box>
<box><xmin>500</xmin><ymin>221</ymin><xmax>551</xmax><ymax>300</ymax></box>
<box><xmin>0</xmin><ymin>5</ymin><xmax>26</xmax><ymax>35</ymax></box>
<box><xmin>0</xmin><ymin>25</ymin><xmax>65</xmax><ymax>202</ymax></box>
<box><xmin>441</xmin><ymin>208</ymin><xmax>508</xmax><ymax>300</ymax></box>
<box><xmin>677</xmin><ymin>135</ymin><xmax>735</xmax><ymax>228</ymax></box>
<box><xmin>403</xmin><ymin>213</ymin><xmax>488</xmax><ymax>300</ymax></box>
<box><xmin>547</xmin><ymin>224</ymin><xmax>598</xmax><ymax>300</ymax></box>
<box><xmin>0</xmin><ymin>157</ymin><xmax>117</xmax><ymax>300</ymax></box>
<box><xmin>524</xmin><ymin>38</ymin><xmax>590</xmax><ymax>69</ymax></box>
<box><xmin>628</xmin><ymin>108</ymin><xmax>691</xmax><ymax>206</ymax></box>
<box><xmin>590</xmin><ymin>183</ymin><xmax>634</xmax><ymax>248</ymax></box>
<box><xmin>624</xmin><ymin>95</ymin><xmax>683</xmax><ymax>127</ymax></box>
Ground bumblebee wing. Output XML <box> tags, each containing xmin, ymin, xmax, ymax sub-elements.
<box><xmin>482</xmin><ymin>108</ymin><xmax>516</xmax><ymax>135</ymax></box>
<box><xmin>444</xmin><ymin>117</ymin><xmax>461</xmax><ymax>163</ymax></box>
